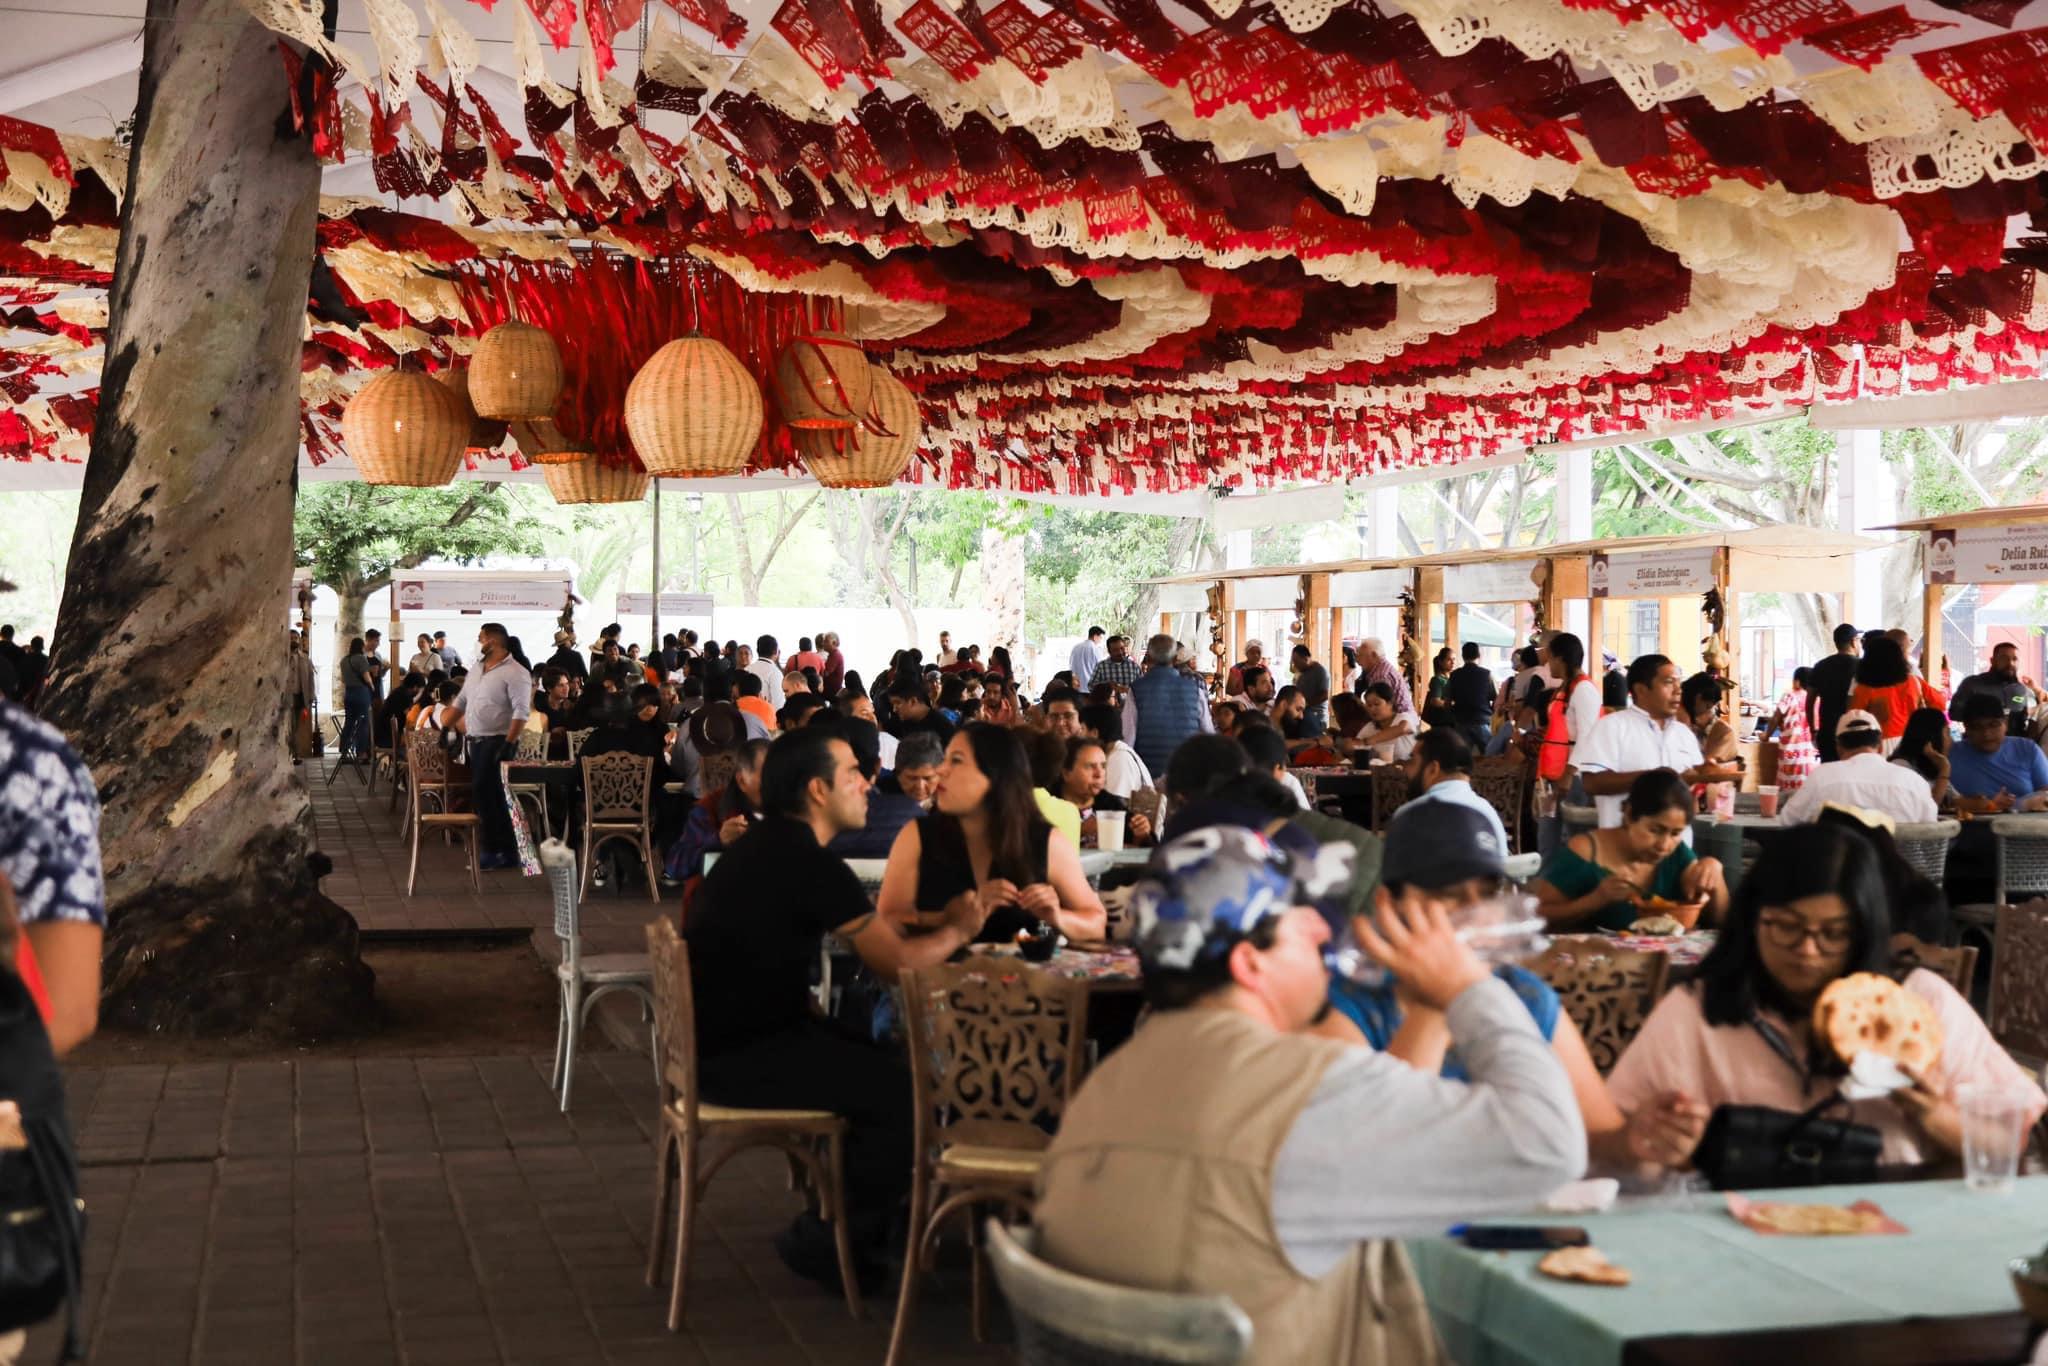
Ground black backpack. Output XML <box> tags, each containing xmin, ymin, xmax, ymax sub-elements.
<box><xmin>0</xmin><ymin>965</ymin><xmax>85</xmax><ymax>1359</ymax></box>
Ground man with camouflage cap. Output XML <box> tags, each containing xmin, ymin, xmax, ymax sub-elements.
<box><xmin>1034</xmin><ymin>826</ymin><xmax>1583</xmax><ymax>1365</ymax></box>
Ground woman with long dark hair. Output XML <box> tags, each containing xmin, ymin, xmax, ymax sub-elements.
<box><xmin>1849</xmin><ymin>631</ymin><xmax>1932</xmax><ymax>742</ymax></box>
<box><xmin>337</xmin><ymin>635</ymin><xmax>376</xmax><ymax>759</ymax></box>
<box><xmin>876</xmin><ymin>722</ymin><xmax>1105</xmax><ymax>943</ymax></box>
<box><xmin>1892</xmin><ymin>706</ymin><xmax>1953</xmax><ymax>808</ymax></box>
<box><xmin>1604</xmin><ymin>822</ymin><xmax>2042</xmax><ymax>1170</ymax></box>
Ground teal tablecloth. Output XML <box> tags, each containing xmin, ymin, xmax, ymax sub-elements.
<box><xmin>1410</xmin><ymin>1178</ymin><xmax>2048</xmax><ymax>1366</ymax></box>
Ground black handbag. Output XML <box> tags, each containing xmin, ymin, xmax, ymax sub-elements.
<box><xmin>1691</xmin><ymin>1011</ymin><xmax>1883</xmax><ymax>1190</ymax></box>
<box><xmin>1693</xmin><ymin>1094</ymin><xmax>1883</xmax><ymax>1190</ymax></box>
<box><xmin>0</xmin><ymin>965</ymin><xmax>84</xmax><ymax>1358</ymax></box>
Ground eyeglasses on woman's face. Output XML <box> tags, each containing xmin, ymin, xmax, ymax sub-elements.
<box><xmin>1758</xmin><ymin>911</ymin><xmax>1853</xmax><ymax>953</ymax></box>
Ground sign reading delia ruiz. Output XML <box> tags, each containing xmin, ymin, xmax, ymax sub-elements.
<box><xmin>1589</xmin><ymin>547</ymin><xmax>1716</xmax><ymax>599</ymax></box>
<box><xmin>1925</xmin><ymin>526</ymin><xmax>2048</xmax><ymax>585</ymax></box>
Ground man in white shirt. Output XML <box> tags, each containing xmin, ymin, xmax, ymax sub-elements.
<box><xmin>935</xmin><ymin>630</ymin><xmax>957</xmax><ymax>668</ymax></box>
<box><xmin>1400</xmin><ymin>726</ymin><xmax>1510</xmax><ymax>853</ymax></box>
<box><xmin>748</xmin><ymin>633</ymin><xmax>786</xmax><ymax>711</ymax></box>
<box><xmin>449</xmin><ymin>622</ymin><xmax>532</xmax><ymax>869</ymax></box>
<box><xmin>1778</xmin><ymin>710</ymin><xmax>1939</xmax><ymax>826</ymax></box>
<box><xmin>1573</xmin><ymin>654</ymin><xmax>1714</xmax><ymax>829</ymax></box>
<box><xmin>1069</xmin><ymin>626</ymin><xmax>1106</xmax><ymax>692</ymax></box>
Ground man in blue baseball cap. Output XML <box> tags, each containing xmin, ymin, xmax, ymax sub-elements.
<box><xmin>1035</xmin><ymin>825</ymin><xmax>1583</xmax><ymax>1364</ymax></box>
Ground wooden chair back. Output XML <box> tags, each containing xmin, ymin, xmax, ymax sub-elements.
<box><xmin>1524</xmin><ymin>939</ymin><xmax>1670</xmax><ymax>1075</ymax></box>
<box><xmin>1369</xmin><ymin>765</ymin><xmax>1409</xmax><ymax>832</ymax></box>
<box><xmin>646</xmin><ymin>919</ymin><xmax>699</xmax><ymax>1125</ymax></box>
<box><xmin>1990</xmin><ymin>901</ymin><xmax>2048</xmax><ymax>1068</ymax></box>
<box><xmin>405</xmin><ymin>730</ymin><xmax>459</xmax><ymax>813</ymax></box>
<box><xmin>1471</xmin><ymin>756</ymin><xmax>1527</xmax><ymax>853</ymax></box>
<box><xmin>1889</xmin><ymin>932</ymin><xmax>1977</xmax><ymax>1000</ymax></box>
<box><xmin>897</xmin><ymin>956</ymin><xmax>1091</xmax><ymax>1154</ymax></box>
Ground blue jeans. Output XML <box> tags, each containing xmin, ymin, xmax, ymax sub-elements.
<box><xmin>340</xmin><ymin>684</ymin><xmax>373</xmax><ymax>758</ymax></box>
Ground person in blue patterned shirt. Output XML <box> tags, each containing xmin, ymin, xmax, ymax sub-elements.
<box><xmin>0</xmin><ymin>689</ymin><xmax>106</xmax><ymax>1054</ymax></box>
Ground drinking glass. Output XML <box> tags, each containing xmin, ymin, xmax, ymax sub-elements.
<box><xmin>1095</xmin><ymin>810</ymin><xmax>1126</xmax><ymax>853</ymax></box>
<box><xmin>1327</xmin><ymin>892</ymin><xmax>1550</xmax><ymax>987</ymax></box>
<box><xmin>1958</xmin><ymin>1084</ymin><xmax>2026</xmax><ymax>1193</ymax></box>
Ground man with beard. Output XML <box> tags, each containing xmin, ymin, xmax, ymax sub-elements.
<box><xmin>1950</xmin><ymin>640</ymin><xmax>2044</xmax><ymax>737</ymax></box>
<box><xmin>1400</xmin><ymin>725</ymin><xmax>1510</xmax><ymax>853</ymax></box>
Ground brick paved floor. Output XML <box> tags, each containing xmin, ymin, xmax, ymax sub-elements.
<box><xmin>30</xmin><ymin>760</ymin><xmax>999</xmax><ymax>1366</ymax></box>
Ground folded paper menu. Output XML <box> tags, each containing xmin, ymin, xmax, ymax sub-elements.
<box><xmin>1726</xmin><ymin>1193</ymin><xmax>1905</xmax><ymax>1236</ymax></box>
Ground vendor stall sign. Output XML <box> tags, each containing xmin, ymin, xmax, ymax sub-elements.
<box><xmin>1329</xmin><ymin>569</ymin><xmax>1410</xmax><ymax>608</ymax></box>
<box><xmin>1445</xmin><ymin>558</ymin><xmax>1540</xmax><ymax>605</ymax></box>
<box><xmin>393</xmin><ymin>576</ymin><xmax>573</xmax><ymax>614</ymax></box>
<box><xmin>615</xmin><ymin>591</ymin><xmax>715</xmax><ymax>616</ymax></box>
<box><xmin>1924</xmin><ymin>525</ymin><xmax>2048</xmax><ymax>585</ymax></box>
<box><xmin>1590</xmin><ymin>547</ymin><xmax>1716</xmax><ymax>599</ymax></box>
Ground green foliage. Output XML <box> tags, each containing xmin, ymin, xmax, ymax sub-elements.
<box><xmin>1023</xmin><ymin>508</ymin><xmax>1195</xmax><ymax>637</ymax></box>
<box><xmin>908</xmin><ymin>490</ymin><xmax>1037</xmax><ymax>576</ymax></box>
<box><xmin>293</xmin><ymin>482</ymin><xmax>549</xmax><ymax>593</ymax></box>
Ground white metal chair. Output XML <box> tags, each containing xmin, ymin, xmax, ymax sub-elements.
<box><xmin>564</xmin><ymin>727</ymin><xmax>595</xmax><ymax>760</ymax></box>
<box><xmin>983</xmin><ymin>1220</ymin><xmax>1252</xmax><ymax>1366</ymax></box>
<box><xmin>539</xmin><ymin>840</ymin><xmax>656</xmax><ymax>1111</ymax></box>
<box><xmin>1892</xmin><ymin>819</ymin><xmax>1961</xmax><ymax>888</ymax></box>
<box><xmin>506</xmin><ymin>727</ymin><xmax>554</xmax><ymax>837</ymax></box>
<box><xmin>403</xmin><ymin>731</ymin><xmax>480</xmax><ymax>897</ymax></box>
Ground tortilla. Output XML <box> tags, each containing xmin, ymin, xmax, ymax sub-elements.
<box><xmin>1629</xmin><ymin>915</ymin><xmax>1686</xmax><ymax>936</ymax></box>
<box><xmin>1736</xmin><ymin>1200</ymin><xmax>1898</xmax><ymax>1236</ymax></box>
<box><xmin>1813</xmin><ymin>972</ymin><xmax>1942</xmax><ymax>1074</ymax></box>
<box><xmin>1537</xmin><ymin>1246</ymin><xmax>1631</xmax><ymax>1286</ymax></box>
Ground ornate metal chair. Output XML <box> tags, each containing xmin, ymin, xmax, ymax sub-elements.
<box><xmin>643</xmin><ymin>920</ymin><xmax>861</xmax><ymax>1329</ymax></box>
<box><xmin>404</xmin><ymin>730</ymin><xmax>480</xmax><ymax>896</ymax></box>
<box><xmin>984</xmin><ymin>1220</ymin><xmax>1252</xmax><ymax>1366</ymax></box>
<box><xmin>580</xmin><ymin>752</ymin><xmax>660</xmax><ymax>903</ymax></box>
<box><xmin>1891</xmin><ymin>819</ymin><xmax>1961</xmax><ymax>889</ymax></box>
<box><xmin>1524</xmin><ymin>939</ymin><xmax>1670</xmax><ymax>1075</ymax></box>
<box><xmin>886</xmin><ymin>956</ymin><xmax>1092</xmax><ymax>1366</ymax></box>
<box><xmin>1954</xmin><ymin>816</ymin><xmax>2048</xmax><ymax>951</ymax></box>
<box><xmin>505</xmin><ymin>726</ymin><xmax>554</xmax><ymax>837</ymax></box>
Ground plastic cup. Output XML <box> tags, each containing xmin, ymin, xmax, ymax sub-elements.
<box><xmin>1758</xmin><ymin>785</ymin><xmax>1779</xmax><ymax>818</ymax></box>
<box><xmin>1095</xmin><ymin>810</ymin><xmax>1126</xmax><ymax>853</ymax></box>
<box><xmin>1959</xmin><ymin>1084</ymin><xmax>2027</xmax><ymax>1193</ymax></box>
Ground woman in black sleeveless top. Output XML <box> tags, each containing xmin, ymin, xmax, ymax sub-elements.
<box><xmin>877</xmin><ymin>723</ymin><xmax>1106</xmax><ymax>944</ymax></box>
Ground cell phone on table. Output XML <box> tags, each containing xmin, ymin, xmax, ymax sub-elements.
<box><xmin>1454</xmin><ymin>1224</ymin><xmax>1589</xmax><ymax>1250</ymax></box>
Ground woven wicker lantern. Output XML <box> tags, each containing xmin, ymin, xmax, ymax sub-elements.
<box><xmin>508</xmin><ymin>416</ymin><xmax>592</xmax><ymax>466</ymax></box>
<box><xmin>541</xmin><ymin>455</ymin><xmax>650</xmax><ymax>505</ymax></box>
<box><xmin>435</xmin><ymin>364</ymin><xmax>509</xmax><ymax>456</ymax></box>
<box><xmin>469</xmin><ymin>320</ymin><xmax>563</xmax><ymax>420</ymax></box>
<box><xmin>796</xmin><ymin>369</ymin><xmax>921</xmax><ymax>488</ymax></box>
<box><xmin>773</xmin><ymin>330</ymin><xmax>873</xmax><ymax>432</ymax></box>
<box><xmin>623</xmin><ymin>334</ymin><xmax>764</xmax><ymax>477</ymax></box>
<box><xmin>341</xmin><ymin>370</ymin><xmax>468</xmax><ymax>486</ymax></box>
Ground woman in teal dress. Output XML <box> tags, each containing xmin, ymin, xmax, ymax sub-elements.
<box><xmin>1531</xmin><ymin>768</ymin><xmax>1728</xmax><ymax>931</ymax></box>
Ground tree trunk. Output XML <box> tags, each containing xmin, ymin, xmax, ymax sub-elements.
<box><xmin>859</xmin><ymin>495</ymin><xmax>920</xmax><ymax>649</ymax></box>
<box><xmin>724</xmin><ymin>493</ymin><xmax>762</xmax><ymax>605</ymax></box>
<box><xmin>1130</xmin><ymin>517</ymin><xmax>1204</xmax><ymax>636</ymax></box>
<box><xmin>334</xmin><ymin>574</ymin><xmax>368</xmax><ymax>709</ymax></box>
<box><xmin>981</xmin><ymin>525</ymin><xmax>1027</xmax><ymax>652</ymax></box>
<box><xmin>39</xmin><ymin>0</ymin><xmax>373</xmax><ymax>1039</ymax></box>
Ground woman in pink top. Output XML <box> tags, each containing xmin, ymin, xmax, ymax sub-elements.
<box><xmin>1602</xmin><ymin>823</ymin><xmax>2044</xmax><ymax>1171</ymax></box>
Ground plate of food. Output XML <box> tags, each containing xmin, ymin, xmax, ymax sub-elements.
<box><xmin>1726</xmin><ymin>1194</ymin><xmax>1905</xmax><ymax>1236</ymax></box>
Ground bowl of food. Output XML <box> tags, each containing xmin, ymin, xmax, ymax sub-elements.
<box><xmin>1017</xmin><ymin>926</ymin><xmax>1060</xmax><ymax>963</ymax></box>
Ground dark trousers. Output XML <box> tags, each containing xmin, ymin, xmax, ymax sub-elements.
<box><xmin>698</xmin><ymin>1019</ymin><xmax>912</xmax><ymax>1233</ymax></box>
<box><xmin>341</xmin><ymin>684</ymin><xmax>373</xmax><ymax>758</ymax></box>
<box><xmin>468</xmin><ymin>734</ymin><xmax>516</xmax><ymax>858</ymax></box>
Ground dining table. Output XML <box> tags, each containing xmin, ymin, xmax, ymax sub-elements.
<box><xmin>1409</xmin><ymin>1177</ymin><xmax>2048</xmax><ymax>1366</ymax></box>
<box><xmin>1548</xmin><ymin>929</ymin><xmax>1717</xmax><ymax>971</ymax></box>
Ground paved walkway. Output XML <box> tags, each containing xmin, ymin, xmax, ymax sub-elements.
<box><xmin>31</xmin><ymin>758</ymin><xmax>998</xmax><ymax>1366</ymax></box>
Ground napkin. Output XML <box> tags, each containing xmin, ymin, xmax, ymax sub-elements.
<box><xmin>1840</xmin><ymin>1050</ymin><xmax>1916</xmax><ymax>1101</ymax></box>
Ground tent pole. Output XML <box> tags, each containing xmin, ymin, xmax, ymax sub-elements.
<box><xmin>651</xmin><ymin>478</ymin><xmax>662</xmax><ymax>651</ymax></box>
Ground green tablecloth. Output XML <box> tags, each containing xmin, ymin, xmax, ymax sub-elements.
<box><xmin>1410</xmin><ymin>1178</ymin><xmax>2048</xmax><ymax>1366</ymax></box>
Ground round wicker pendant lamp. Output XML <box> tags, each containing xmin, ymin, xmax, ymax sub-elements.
<box><xmin>341</xmin><ymin>370</ymin><xmax>468</xmax><ymax>486</ymax></box>
<box><xmin>541</xmin><ymin>455</ymin><xmax>651</xmax><ymax>505</ymax></box>
<box><xmin>508</xmin><ymin>416</ymin><xmax>593</xmax><ymax>466</ymax></box>
<box><xmin>797</xmin><ymin>368</ymin><xmax>922</xmax><ymax>488</ymax></box>
<box><xmin>435</xmin><ymin>364</ymin><xmax>510</xmax><ymax>456</ymax></box>
<box><xmin>623</xmin><ymin>334</ymin><xmax>765</xmax><ymax>477</ymax></box>
<box><xmin>773</xmin><ymin>330</ymin><xmax>873</xmax><ymax>431</ymax></box>
<box><xmin>469</xmin><ymin>320</ymin><xmax>564</xmax><ymax>420</ymax></box>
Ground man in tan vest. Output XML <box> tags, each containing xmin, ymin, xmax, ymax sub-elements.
<box><xmin>1035</xmin><ymin>825</ymin><xmax>1584</xmax><ymax>1364</ymax></box>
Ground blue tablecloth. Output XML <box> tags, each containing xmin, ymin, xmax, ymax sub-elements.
<box><xmin>1410</xmin><ymin>1178</ymin><xmax>2048</xmax><ymax>1366</ymax></box>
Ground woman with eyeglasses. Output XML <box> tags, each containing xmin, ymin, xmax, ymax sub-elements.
<box><xmin>1602</xmin><ymin>822</ymin><xmax>2043</xmax><ymax>1171</ymax></box>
